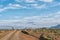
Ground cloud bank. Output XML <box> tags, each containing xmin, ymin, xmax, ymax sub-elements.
<box><xmin>0</xmin><ymin>11</ymin><xmax>60</xmax><ymax>29</ymax></box>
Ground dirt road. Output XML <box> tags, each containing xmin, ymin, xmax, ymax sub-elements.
<box><xmin>0</xmin><ymin>30</ymin><xmax>38</xmax><ymax>40</ymax></box>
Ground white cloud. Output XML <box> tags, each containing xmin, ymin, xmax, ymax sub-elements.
<box><xmin>0</xmin><ymin>5</ymin><xmax>6</xmax><ymax>12</ymax></box>
<box><xmin>0</xmin><ymin>8</ymin><xmax>6</xmax><ymax>12</ymax></box>
<box><xmin>0</xmin><ymin>11</ymin><xmax>60</xmax><ymax>29</ymax></box>
<box><xmin>0</xmin><ymin>2</ymin><xmax>60</xmax><ymax>12</ymax></box>
<box><xmin>15</xmin><ymin>0</ymin><xmax>23</xmax><ymax>2</ymax></box>
<box><xmin>38</xmin><ymin>0</ymin><xmax>53</xmax><ymax>2</ymax></box>
<box><xmin>6</xmin><ymin>3</ymin><xmax>22</xmax><ymax>9</ymax></box>
<box><xmin>31</xmin><ymin>4</ymin><xmax>46</xmax><ymax>9</ymax></box>
<box><xmin>21</xmin><ymin>11</ymin><xmax>60</xmax><ymax>28</ymax></box>
<box><xmin>0</xmin><ymin>3</ymin><xmax>46</xmax><ymax>12</ymax></box>
<box><xmin>25</xmin><ymin>0</ymin><xmax>35</xmax><ymax>3</ymax></box>
<box><xmin>15</xmin><ymin>0</ymin><xmax>35</xmax><ymax>3</ymax></box>
<box><xmin>0</xmin><ymin>3</ymin><xmax>24</xmax><ymax>12</ymax></box>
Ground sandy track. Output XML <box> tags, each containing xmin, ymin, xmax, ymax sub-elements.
<box><xmin>19</xmin><ymin>31</ymin><xmax>38</xmax><ymax>40</ymax></box>
<box><xmin>0</xmin><ymin>30</ymin><xmax>17</xmax><ymax>40</ymax></box>
<box><xmin>0</xmin><ymin>30</ymin><xmax>38</xmax><ymax>40</ymax></box>
<box><xmin>8</xmin><ymin>31</ymin><xmax>22</xmax><ymax>40</ymax></box>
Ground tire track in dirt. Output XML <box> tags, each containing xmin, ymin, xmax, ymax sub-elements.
<box><xmin>19</xmin><ymin>31</ymin><xmax>38</xmax><ymax>40</ymax></box>
<box><xmin>0</xmin><ymin>30</ymin><xmax>17</xmax><ymax>40</ymax></box>
<box><xmin>0</xmin><ymin>30</ymin><xmax>39</xmax><ymax>40</ymax></box>
<box><xmin>8</xmin><ymin>31</ymin><xmax>22</xmax><ymax>40</ymax></box>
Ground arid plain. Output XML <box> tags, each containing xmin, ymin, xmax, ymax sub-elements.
<box><xmin>0</xmin><ymin>29</ymin><xmax>60</xmax><ymax>40</ymax></box>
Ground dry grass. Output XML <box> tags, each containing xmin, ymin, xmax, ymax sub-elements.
<box><xmin>24</xmin><ymin>29</ymin><xmax>60</xmax><ymax>40</ymax></box>
<box><xmin>0</xmin><ymin>30</ymin><xmax>13</xmax><ymax>39</ymax></box>
<box><xmin>0</xmin><ymin>29</ymin><xmax>60</xmax><ymax>40</ymax></box>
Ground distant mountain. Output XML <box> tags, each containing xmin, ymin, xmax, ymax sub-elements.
<box><xmin>50</xmin><ymin>24</ymin><xmax>60</xmax><ymax>29</ymax></box>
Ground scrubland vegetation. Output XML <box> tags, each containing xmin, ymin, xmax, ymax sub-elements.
<box><xmin>23</xmin><ymin>29</ymin><xmax>60</xmax><ymax>40</ymax></box>
<box><xmin>0</xmin><ymin>29</ymin><xmax>60</xmax><ymax>40</ymax></box>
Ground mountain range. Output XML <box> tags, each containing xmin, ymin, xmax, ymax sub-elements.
<box><xmin>50</xmin><ymin>24</ymin><xmax>60</xmax><ymax>29</ymax></box>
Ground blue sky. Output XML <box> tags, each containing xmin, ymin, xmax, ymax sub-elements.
<box><xmin>0</xmin><ymin>0</ymin><xmax>60</xmax><ymax>28</ymax></box>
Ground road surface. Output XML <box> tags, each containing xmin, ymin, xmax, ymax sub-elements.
<box><xmin>0</xmin><ymin>30</ymin><xmax>38</xmax><ymax>40</ymax></box>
